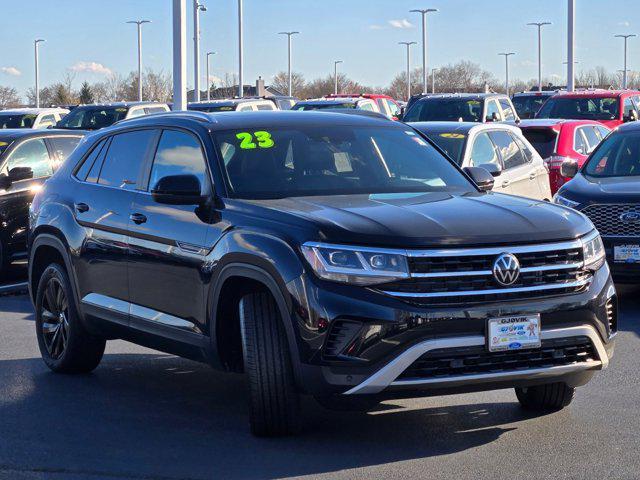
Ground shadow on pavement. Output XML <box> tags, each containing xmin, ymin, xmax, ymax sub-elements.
<box><xmin>0</xmin><ymin>353</ymin><xmax>533</xmax><ymax>480</ymax></box>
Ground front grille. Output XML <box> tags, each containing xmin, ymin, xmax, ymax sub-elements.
<box><xmin>378</xmin><ymin>241</ymin><xmax>590</xmax><ymax>305</ymax></box>
<box><xmin>581</xmin><ymin>204</ymin><xmax>640</xmax><ymax>237</ymax></box>
<box><xmin>397</xmin><ymin>336</ymin><xmax>597</xmax><ymax>380</ymax></box>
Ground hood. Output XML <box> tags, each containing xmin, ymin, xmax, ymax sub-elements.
<box><xmin>561</xmin><ymin>173</ymin><xmax>640</xmax><ymax>204</ymax></box>
<box><xmin>231</xmin><ymin>191</ymin><xmax>593</xmax><ymax>248</ymax></box>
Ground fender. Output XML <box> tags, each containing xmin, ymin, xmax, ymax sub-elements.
<box><xmin>208</xmin><ymin>262</ymin><xmax>306</xmax><ymax>392</ymax></box>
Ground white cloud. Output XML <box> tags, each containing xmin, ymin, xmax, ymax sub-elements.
<box><xmin>1</xmin><ymin>66</ymin><xmax>21</xmax><ymax>76</ymax></box>
<box><xmin>618</xmin><ymin>21</ymin><xmax>630</xmax><ymax>27</ymax></box>
<box><xmin>68</xmin><ymin>61</ymin><xmax>112</xmax><ymax>75</ymax></box>
<box><xmin>207</xmin><ymin>74</ymin><xmax>222</xmax><ymax>85</ymax></box>
<box><xmin>388</xmin><ymin>19</ymin><xmax>414</xmax><ymax>29</ymax></box>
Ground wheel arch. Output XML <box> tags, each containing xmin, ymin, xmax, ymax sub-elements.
<box><xmin>29</xmin><ymin>232</ymin><xmax>78</xmax><ymax>308</ymax></box>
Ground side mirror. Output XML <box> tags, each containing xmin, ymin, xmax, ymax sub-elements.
<box><xmin>151</xmin><ymin>174</ymin><xmax>207</xmax><ymax>205</ymax></box>
<box><xmin>8</xmin><ymin>166</ymin><xmax>34</xmax><ymax>182</ymax></box>
<box><xmin>464</xmin><ymin>166</ymin><xmax>495</xmax><ymax>192</ymax></box>
<box><xmin>485</xmin><ymin>112</ymin><xmax>499</xmax><ymax>122</ymax></box>
<box><xmin>0</xmin><ymin>174</ymin><xmax>10</xmax><ymax>190</ymax></box>
<box><xmin>560</xmin><ymin>159</ymin><xmax>579</xmax><ymax>179</ymax></box>
<box><xmin>624</xmin><ymin>110</ymin><xmax>638</xmax><ymax>122</ymax></box>
<box><xmin>477</xmin><ymin>162</ymin><xmax>503</xmax><ymax>177</ymax></box>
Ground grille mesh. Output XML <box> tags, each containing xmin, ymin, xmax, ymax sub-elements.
<box><xmin>581</xmin><ymin>204</ymin><xmax>640</xmax><ymax>236</ymax></box>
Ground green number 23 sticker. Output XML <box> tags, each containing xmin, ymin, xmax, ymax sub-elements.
<box><xmin>236</xmin><ymin>131</ymin><xmax>275</xmax><ymax>149</ymax></box>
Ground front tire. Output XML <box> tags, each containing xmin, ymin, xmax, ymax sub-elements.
<box><xmin>35</xmin><ymin>263</ymin><xmax>105</xmax><ymax>373</ymax></box>
<box><xmin>240</xmin><ymin>291</ymin><xmax>301</xmax><ymax>437</ymax></box>
<box><xmin>515</xmin><ymin>383</ymin><xmax>575</xmax><ymax>411</ymax></box>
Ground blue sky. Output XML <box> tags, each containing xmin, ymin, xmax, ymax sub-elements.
<box><xmin>0</xmin><ymin>0</ymin><xmax>638</xmax><ymax>96</ymax></box>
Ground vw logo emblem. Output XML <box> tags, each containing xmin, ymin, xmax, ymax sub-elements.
<box><xmin>493</xmin><ymin>253</ymin><xmax>521</xmax><ymax>286</ymax></box>
<box><xmin>620</xmin><ymin>211</ymin><xmax>640</xmax><ymax>223</ymax></box>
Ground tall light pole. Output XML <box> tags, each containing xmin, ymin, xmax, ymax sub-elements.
<box><xmin>409</xmin><ymin>8</ymin><xmax>438</xmax><ymax>94</ymax></box>
<box><xmin>399</xmin><ymin>42</ymin><xmax>417</xmax><ymax>101</ymax></box>
<box><xmin>567</xmin><ymin>0</ymin><xmax>575</xmax><ymax>92</ymax></box>
<box><xmin>431</xmin><ymin>67</ymin><xmax>438</xmax><ymax>94</ymax></box>
<box><xmin>127</xmin><ymin>19</ymin><xmax>151</xmax><ymax>101</ymax></box>
<box><xmin>498</xmin><ymin>52</ymin><xmax>515</xmax><ymax>96</ymax></box>
<box><xmin>527</xmin><ymin>22</ymin><xmax>551</xmax><ymax>92</ymax></box>
<box><xmin>172</xmin><ymin>0</ymin><xmax>187</xmax><ymax>111</ymax></box>
<box><xmin>193</xmin><ymin>1</ymin><xmax>206</xmax><ymax>102</ymax></box>
<box><xmin>278</xmin><ymin>31</ymin><xmax>299</xmax><ymax>97</ymax></box>
<box><xmin>333</xmin><ymin>60</ymin><xmax>343</xmax><ymax>95</ymax></box>
<box><xmin>615</xmin><ymin>34</ymin><xmax>636</xmax><ymax>89</ymax></box>
<box><xmin>34</xmin><ymin>39</ymin><xmax>45</xmax><ymax>108</ymax></box>
<box><xmin>205</xmin><ymin>51</ymin><xmax>217</xmax><ymax>101</ymax></box>
<box><xmin>237</xmin><ymin>0</ymin><xmax>244</xmax><ymax>97</ymax></box>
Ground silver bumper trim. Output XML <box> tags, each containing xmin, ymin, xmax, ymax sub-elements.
<box><xmin>344</xmin><ymin>325</ymin><xmax>608</xmax><ymax>395</ymax></box>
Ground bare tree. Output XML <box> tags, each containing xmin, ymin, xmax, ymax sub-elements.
<box><xmin>271</xmin><ymin>71</ymin><xmax>306</xmax><ymax>97</ymax></box>
<box><xmin>0</xmin><ymin>86</ymin><xmax>22</xmax><ymax>108</ymax></box>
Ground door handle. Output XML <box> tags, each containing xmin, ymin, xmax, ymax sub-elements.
<box><xmin>130</xmin><ymin>213</ymin><xmax>147</xmax><ymax>225</ymax></box>
<box><xmin>74</xmin><ymin>202</ymin><xmax>89</xmax><ymax>213</ymax></box>
<box><xmin>529</xmin><ymin>171</ymin><xmax>537</xmax><ymax>180</ymax></box>
<box><xmin>501</xmin><ymin>179</ymin><xmax>510</xmax><ymax>188</ymax></box>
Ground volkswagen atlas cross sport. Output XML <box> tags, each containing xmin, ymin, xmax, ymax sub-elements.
<box><xmin>554</xmin><ymin>121</ymin><xmax>640</xmax><ymax>283</ymax></box>
<box><xmin>28</xmin><ymin>111</ymin><xmax>616</xmax><ymax>437</ymax></box>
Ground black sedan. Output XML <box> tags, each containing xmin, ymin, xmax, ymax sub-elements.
<box><xmin>554</xmin><ymin>122</ymin><xmax>640</xmax><ymax>282</ymax></box>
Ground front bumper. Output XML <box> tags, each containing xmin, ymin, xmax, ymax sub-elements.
<box><xmin>291</xmin><ymin>262</ymin><xmax>616</xmax><ymax>397</ymax></box>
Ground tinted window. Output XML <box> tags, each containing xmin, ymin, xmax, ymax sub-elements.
<box><xmin>423</xmin><ymin>131</ymin><xmax>467</xmax><ymax>164</ymax></box>
<box><xmin>145</xmin><ymin>106</ymin><xmax>168</xmax><ymax>114</ymax></box>
<box><xmin>385</xmin><ymin>99</ymin><xmax>401</xmax><ymax>117</ymax></box>
<box><xmin>469</xmin><ymin>132</ymin><xmax>500</xmax><ymax>168</ymax></box>
<box><xmin>0</xmin><ymin>114</ymin><xmax>37</xmax><ymax>129</ymax></box>
<box><xmin>189</xmin><ymin>104</ymin><xmax>236</xmax><ymax>112</ymax></box>
<box><xmin>536</xmin><ymin>97</ymin><xmax>619</xmax><ymax>120</ymax></box>
<box><xmin>148</xmin><ymin>130</ymin><xmax>208</xmax><ymax>194</ymax></box>
<box><xmin>39</xmin><ymin>115</ymin><xmax>57</xmax><ymax>128</ymax></box>
<box><xmin>359</xmin><ymin>102</ymin><xmax>375</xmax><ymax>111</ymax></box>
<box><xmin>499</xmin><ymin>99</ymin><xmax>516</xmax><ymax>120</ymax></box>
<box><xmin>75</xmin><ymin>139</ymin><xmax>107</xmax><ymax>181</ymax></box>
<box><xmin>57</xmin><ymin>107</ymin><xmax>129</xmax><ymax>130</ymax></box>
<box><xmin>98</xmin><ymin>130</ymin><xmax>156</xmax><ymax>189</ymax></box>
<box><xmin>623</xmin><ymin>97</ymin><xmax>636</xmax><ymax>118</ymax></box>
<box><xmin>404</xmin><ymin>98</ymin><xmax>483</xmax><ymax>122</ymax></box>
<box><xmin>581</xmin><ymin>126</ymin><xmax>601</xmax><ymax>153</ymax></box>
<box><xmin>584</xmin><ymin>132</ymin><xmax>640</xmax><ymax>177</ymax></box>
<box><xmin>238</xmin><ymin>104</ymin><xmax>253</xmax><ymax>112</ymax></box>
<box><xmin>4</xmin><ymin>138</ymin><xmax>52</xmax><ymax>177</ymax></box>
<box><xmin>127</xmin><ymin>108</ymin><xmax>146</xmax><ymax>119</ymax></box>
<box><xmin>292</xmin><ymin>102</ymin><xmax>356</xmax><ymax>111</ymax></box>
<box><xmin>521</xmin><ymin>128</ymin><xmax>557</xmax><ymax>159</ymax></box>
<box><xmin>485</xmin><ymin>100</ymin><xmax>501</xmax><ymax>121</ymax></box>
<box><xmin>213</xmin><ymin>126</ymin><xmax>472</xmax><ymax>199</ymax></box>
<box><xmin>256</xmin><ymin>104</ymin><xmax>274</xmax><ymax>111</ymax></box>
<box><xmin>489</xmin><ymin>130</ymin><xmax>526</xmax><ymax>169</ymax></box>
<box><xmin>48</xmin><ymin>136</ymin><xmax>81</xmax><ymax>162</ymax></box>
<box><xmin>512</xmin><ymin>95</ymin><xmax>548</xmax><ymax>119</ymax></box>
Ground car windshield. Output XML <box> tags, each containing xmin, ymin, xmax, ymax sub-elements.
<box><xmin>403</xmin><ymin>98</ymin><xmax>484</xmax><ymax>122</ymax></box>
<box><xmin>212</xmin><ymin>125</ymin><xmax>473</xmax><ymax>199</ymax></box>
<box><xmin>419</xmin><ymin>131</ymin><xmax>467</xmax><ymax>164</ymax></box>
<box><xmin>0</xmin><ymin>114</ymin><xmax>38</xmax><ymax>129</ymax></box>
<box><xmin>521</xmin><ymin>128</ymin><xmax>558</xmax><ymax>159</ymax></box>
<box><xmin>512</xmin><ymin>96</ymin><xmax>548</xmax><ymax>119</ymax></box>
<box><xmin>292</xmin><ymin>103</ymin><xmax>357</xmax><ymax>111</ymax></box>
<box><xmin>189</xmin><ymin>104</ymin><xmax>237</xmax><ymax>112</ymax></box>
<box><xmin>583</xmin><ymin>131</ymin><xmax>640</xmax><ymax>177</ymax></box>
<box><xmin>536</xmin><ymin>97</ymin><xmax>619</xmax><ymax>120</ymax></box>
<box><xmin>56</xmin><ymin>107</ymin><xmax>129</xmax><ymax>130</ymax></box>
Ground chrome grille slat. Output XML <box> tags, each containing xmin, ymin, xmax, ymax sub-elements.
<box><xmin>582</xmin><ymin>203</ymin><xmax>640</xmax><ymax>237</ymax></box>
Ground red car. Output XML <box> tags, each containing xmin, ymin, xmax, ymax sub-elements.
<box><xmin>324</xmin><ymin>93</ymin><xmax>402</xmax><ymax>120</ymax></box>
<box><xmin>519</xmin><ymin>119</ymin><xmax>610</xmax><ymax>194</ymax></box>
<box><xmin>535</xmin><ymin>89</ymin><xmax>640</xmax><ymax>129</ymax></box>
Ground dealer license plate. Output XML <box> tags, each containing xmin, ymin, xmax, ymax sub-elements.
<box><xmin>614</xmin><ymin>244</ymin><xmax>640</xmax><ymax>263</ymax></box>
<box><xmin>488</xmin><ymin>315</ymin><xmax>541</xmax><ymax>352</ymax></box>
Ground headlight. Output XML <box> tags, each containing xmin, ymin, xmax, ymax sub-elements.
<box><xmin>581</xmin><ymin>232</ymin><xmax>606</xmax><ymax>271</ymax></box>
<box><xmin>301</xmin><ymin>242</ymin><xmax>409</xmax><ymax>286</ymax></box>
<box><xmin>552</xmin><ymin>192</ymin><xmax>580</xmax><ymax>208</ymax></box>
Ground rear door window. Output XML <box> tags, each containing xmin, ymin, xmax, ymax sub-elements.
<box><xmin>75</xmin><ymin>139</ymin><xmax>107</xmax><ymax>181</ymax></box>
<box><xmin>511</xmin><ymin>134</ymin><xmax>534</xmax><ymax>162</ymax></box>
<box><xmin>97</xmin><ymin>130</ymin><xmax>157</xmax><ymax>189</ymax></box>
<box><xmin>574</xmin><ymin>128</ymin><xmax>589</xmax><ymax>155</ymax></box>
<box><xmin>581</xmin><ymin>126</ymin><xmax>601</xmax><ymax>153</ymax></box>
<box><xmin>489</xmin><ymin>130</ymin><xmax>526</xmax><ymax>169</ymax></box>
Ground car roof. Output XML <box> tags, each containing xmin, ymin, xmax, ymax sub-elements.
<box><xmin>0</xmin><ymin>107</ymin><xmax>68</xmax><ymax>114</ymax></box>
<box><xmin>409</xmin><ymin>121</ymin><xmax>519</xmax><ymax>135</ymax></box>
<box><xmin>613</xmin><ymin>121</ymin><xmax>640</xmax><ymax>133</ymax></box>
<box><xmin>551</xmin><ymin>89</ymin><xmax>640</xmax><ymax>99</ymax></box>
<box><xmin>112</xmin><ymin>110</ymin><xmax>396</xmax><ymax>131</ymax></box>
<box><xmin>415</xmin><ymin>93</ymin><xmax>507</xmax><ymax>101</ymax></box>
<box><xmin>0</xmin><ymin>128</ymin><xmax>83</xmax><ymax>142</ymax></box>
<box><xmin>518</xmin><ymin>119</ymin><xmax>606</xmax><ymax>129</ymax></box>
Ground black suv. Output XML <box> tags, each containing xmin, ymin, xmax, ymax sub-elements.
<box><xmin>0</xmin><ymin>129</ymin><xmax>82</xmax><ymax>274</ymax></box>
<box><xmin>28</xmin><ymin>111</ymin><xmax>615</xmax><ymax>436</ymax></box>
<box><xmin>403</xmin><ymin>93</ymin><xmax>520</xmax><ymax>123</ymax></box>
<box><xmin>554</xmin><ymin>121</ymin><xmax>640</xmax><ymax>282</ymax></box>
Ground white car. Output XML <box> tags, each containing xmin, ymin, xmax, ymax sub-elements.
<box><xmin>56</xmin><ymin>102</ymin><xmax>171</xmax><ymax>131</ymax></box>
<box><xmin>0</xmin><ymin>108</ymin><xmax>69</xmax><ymax>129</ymax></box>
<box><xmin>410</xmin><ymin>121</ymin><xmax>552</xmax><ymax>200</ymax></box>
<box><xmin>188</xmin><ymin>98</ymin><xmax>278</xmax><ymax>112</ymax></box>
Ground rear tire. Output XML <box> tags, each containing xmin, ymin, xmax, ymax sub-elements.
<box><xmin>240</xmin><ymin>291</ymin><xmax>301</xmax><ymax>437</ymax></box>
<box><xmin>35</xmin><ymin>263</ymin><xmax>105</xmax><ymax>373</ymax></box>
<box><xmin>515</xmin><ymin>383</ymin><xmax>575</xmax><ymax>411</ymax></box>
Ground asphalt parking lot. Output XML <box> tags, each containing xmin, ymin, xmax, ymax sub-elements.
<box><xmin>0</xmin><ymin>264</ymin><xmax>638</xmax><ymax>480</ymax></box>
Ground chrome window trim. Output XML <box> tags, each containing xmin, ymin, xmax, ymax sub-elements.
<box><xmin>344</xmin><ymin>324</ymin><xmax>607</xmax><ymax>395</ymax></box>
